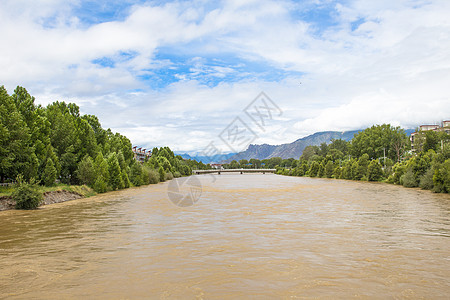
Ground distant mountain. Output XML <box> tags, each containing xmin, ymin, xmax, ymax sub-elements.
<box><xmin>223</xmin><ymin>130</ymin><xmax>361</xmax><ymax>162</ymax></box>
<box><xmin>176</xmin><ymin>152</ymin><xmax>237</xmax><ymax>163</ymax></box>
<box><xmin>178</xmin><ymin>128</ymin><xmax>415</xmax><ymax>164</ymax></box>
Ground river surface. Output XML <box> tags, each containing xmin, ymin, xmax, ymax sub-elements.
<box><xmin>1</xmin><ymin>174</ymin><xmax>449</xmax><ymax>299</ymax></box>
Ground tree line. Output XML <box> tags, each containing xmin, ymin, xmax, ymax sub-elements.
<box><xmin>0</xmin><ymin>85</ymin><xmax>195</xmax><ymax>194</ymax></box>
<box><xmin>276</xmin><ymin>124</ymin><xmax>450</xmax><ymax>193</ymax></box>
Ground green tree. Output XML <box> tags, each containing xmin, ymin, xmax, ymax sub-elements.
<box><xmin>93</xmin><ymin>177</ymin><xmax>108</xmax><ymax>193</ymax></box>
<box><xmin>107</xmin><ymin>153</ymin><xmax>123</xmax><ymax>190</ymax></box>
<box><xmin>121</xmin><ymin>171</ymin><xmax>131</xmax><ymax>188</ymax></box>
<box><xmin>43</xmin><ymin>158</ymin><xmax>57</xmax><ymax>186</ymax></box>
<box><xmin>367</xmin><ymin>160</ymin><xmax>383</xmax><ymax>181</ymax></box>
<box><xmin>423</xmin><ymin>130</ymin><xmax>439</xmax><ymax>152</ymax></box>
<box><xmin>130</xmin><ymin>162</ymin><xmax>144</xmax><ymax>186</ymax></box>
<box><xmin>419</xmin><ymin>168</ymin><xmax>434</xmax><ymax>190</ymax></box>
<box><xmin>317</xmin><ymin>163</ymin><xmax>325</xmax><ymax>178</ymax></box>
<box><xmin>0</xmin><ymin>86</ymin><xmax>35</xmax><ymax>181</ymax></box>
<box><xmin>351</xmin><ymin>124</ymin><xmax>408</xmax><ymax>162</ymax></box>
<box><xmin>333</xmin><ymin>166</ymin><xmax>342</xmax><ymax>179</ymax></box>
<box><xmin>309</xmin><ymin>161</ymin><xmax>319</xmax><ymax>177</ymax></box>
<box><xmin>324</xmin><ymin>161</ymin><xmax>334</xmax><ymax>178</ymax></box>
<box><xmin>433</xmin><ymin>159</ymin><xmax>450</xmax><ymax>193</ymax></box>
<box><xmin>159</xmin><ymin>166</ymin><xmax>165</xmax><ymax>182</ymax></box>
<box><xmin>77</xmin><ymin>155</ymin><xmax>96</xmax><ymax>186</ymax></box>
<box><xmin>356</xmin><ymin>153</ymin><xmax>370</xmax><ymax>180</ymax></box>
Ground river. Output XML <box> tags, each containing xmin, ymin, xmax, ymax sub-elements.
<box><xmin>1</xmin><ymin>174</ymin><xmax>449</xmax><ymax>299</ymax></box>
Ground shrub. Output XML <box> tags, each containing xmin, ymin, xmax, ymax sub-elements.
<box><xmin>148</xmin><ymin>169</ymin><xmax>160</xmax><ymax>184</ymax></box>
<box><xmin>432</xmin><ymin>159</ymin><xmax>450</xmax><ymax>193</ymax></box>
<box><xmin>367</xmin><ymin>160</ymin><xmax>383</xmax><ymax>181</ymax></box>
<box><xmin>401</xmin><ymin>168</ymin><xmax>417</xmax><ymax>188</ymax></box>
<box><xmin>93</xmin><ymin>176</ymin><xmax>108</xmax><ymax>193</ymax></box>
<box><xmin>173</xmin><ymin>171</ymin><xmax>182</xmax><ymax>178</ymax></box>
<box><xmin>419</xmin><ymin>168</ymin><xmax>434</xmax><ymax>190</ymax></box>
<box><xmin>12</xmin><ymin>176</ymin><xmax>43</xmax><ymax>210</ymax></box>
<box><xmin>164</xmin><ymin>172</ymin><xmax>174</xmax><ymax>181</ymax></box>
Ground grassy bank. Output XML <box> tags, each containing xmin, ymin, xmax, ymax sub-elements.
<box><xmin>0</xmin><ymin>183</ymin><xmax>96</xmax><ymax>198</ymax></box>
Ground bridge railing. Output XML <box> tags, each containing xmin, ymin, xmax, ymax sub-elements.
<box><xmin>192</xmin><ymin>169</ymin><xmax>277</xmax><ymax>175</ymax></box>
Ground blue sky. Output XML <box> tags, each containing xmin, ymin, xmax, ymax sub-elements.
<box><xmin>1</xmin><ymin>0</ymin><xmax>449</xmax><ymax>154</ymax></box>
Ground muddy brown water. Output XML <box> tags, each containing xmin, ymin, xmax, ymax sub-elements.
<box><xmin>1</xmin><ymin>174</ymin><xmax>449</xmax><ymax>299</ymax></box>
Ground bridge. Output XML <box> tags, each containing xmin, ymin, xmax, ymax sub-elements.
<box><xmin>192</xmin><ymin>169</ymin><xmax>277</xmax><ymax>175</ymax></box>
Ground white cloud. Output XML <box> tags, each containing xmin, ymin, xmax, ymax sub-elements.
<box><xmin>0</xmin><ymin>0</ymin><xmax>449</xmax><ymax>153</ymax></box>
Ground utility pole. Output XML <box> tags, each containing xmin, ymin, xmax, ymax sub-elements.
<box><xmin>383</xmin><ymin>147</ymin><xmax>386</xmax><ymax>168</ymax></box>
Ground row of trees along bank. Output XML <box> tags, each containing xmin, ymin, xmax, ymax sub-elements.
<box><xmin>1</xmin><ymin>85</ymin><xmax>203</xmax><ymax>208</ymax></box>
<box><xmin>275</xmin><ymin>124</ymin><xmax>450</xmax><ymax>193</ymax></box>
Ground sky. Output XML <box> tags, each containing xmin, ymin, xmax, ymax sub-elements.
<box><xmin>1</xmin><ymin>0</ymin><xmax>449</xmax><ymax>155</ymax></box>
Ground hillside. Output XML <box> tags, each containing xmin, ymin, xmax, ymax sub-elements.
<box><xmin>224</xmin><ymin>130</ymin><xmax>360</xmax><ymax>162</ymax></box>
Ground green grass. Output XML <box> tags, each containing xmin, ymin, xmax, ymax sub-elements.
<box><xmin>1</xmin><ymin>184</ymin><xmax>96</xmax><ymax>198</ymax></box>
<box><xmin>0</xmin><ymin>185</ymin><xmax>15</xmax><ymax>197</ymax></box>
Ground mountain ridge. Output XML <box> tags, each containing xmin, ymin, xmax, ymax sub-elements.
<box><xmin>223</xmin><ymin>130</ymin><xmax>361</xmax><ymax>162</ymax></box>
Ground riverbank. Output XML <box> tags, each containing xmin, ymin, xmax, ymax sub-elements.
<box><xmin>0</xmin><ymin>185</ymin><xmax>95</xmax><ymax>211</ymax></box>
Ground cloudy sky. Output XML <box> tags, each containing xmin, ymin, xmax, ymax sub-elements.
<box><xmin>1</xmin><ymin>0</ymin><xmax>449</xmax><ymax>154</ymax></box>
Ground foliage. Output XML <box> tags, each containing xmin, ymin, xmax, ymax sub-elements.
<box><xmin>12</xmin><ymin>175</ymin><xmax>43</xmax><ymax>210</ymax></box>
<box><xmin>324</xmin><ymin>161</ymin><xmax>334</xmax><ymax>178</ymax></box>
<box><xmin>367</xmin><ymin>160</ymin><xmax>383</xmax><ymax>181</ymax></box>
<box><xmin>93</xmin><ymin>176</ymin><xmax>108</xmax><ymax>193</ymax></box>
<box><xmin>419</xmin><ymin>168</ymin><xmax>434</xmax><ymax>190</ymax></box>
<box><xmin>43</xmin><ymin>158</ymin><xmax>57</xmax><ymax>186</ymax></box>
<box><xmin>433</xmin><ymin>159</ymin><xmax>450</xmax><ymax>193</ymax></box>
<box><xmin>107</xmin><ymin>152</ymin><xmax>123</xmax><ymax>190</ymax></box>
<box><xmin>159</xmin><ymin>166</ymin><xmax>165</xmax><ymax>182</ymax></box>
<box><xmin>275</xmin><ymin>122</ymin><xmax>448</xmax><ymax>193</ymax></box>
<box><xmin>77</xmin><ymin>155</ymin><xmax>96</xmax><ymax>186</ymax></box>
<box><xmin>401</xmin><ymin>168</ymin><xmax>418</xmax><ymax>188</ymax></box>
<box><xmin>350</xmin><ymin>124</ymin><xmax>409</xmax><ymax>162</ymax></box>
<box><xmin>308</xmin><ymin>161</ymin><xmax>319</xmax><ymax>177</ymax></box>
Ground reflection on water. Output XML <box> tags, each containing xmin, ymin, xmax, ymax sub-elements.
<box><xmin>1</xmin><ymin>174</ymin><xmax>449</xmax><ymax>298</ymax></box>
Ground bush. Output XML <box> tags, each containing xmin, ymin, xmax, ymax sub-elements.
<box><xmin>93</xmin><ymin>176</ymin><xmax>108</xmax><ymax>193</ymax></box>
<box><xmin>419</xmin><ymin>168</ymin><xmax>434</xmax><ymax>190</ymax></box>
<box><xmin>12</xmin><ymin>176</ymin><xmax>43</xmax><ymax>210</ymax></box>
<box><xmin>164</xmin><ymin>172</ymin><xmax>174</xmax><ymax>181</ymax></box>
<box><xmin>367</xmin><ymin>160</ymin><xmax>383</xmax><ymax>181</ymax></box>
<box><xmin>401</xmin><ymin>168</ymin><xmax>418</xmax><ymax>188</ymax></box>
<box><xmin>148</xmin><ymin>169</ymin><xmax>160</xmax><ymax>184</ymax></box>
<box><xmin>173</xmin><ymin>171</ymin><xmax>182</xmax><ymax>178</ymax></box>
<box><xmin>432</xmin><ymin>159</ymin><xmax>450</xmax><ymax>193</ymax></box>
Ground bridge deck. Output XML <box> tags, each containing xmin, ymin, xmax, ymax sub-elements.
<box><xmin>192</xmin><ymin>169</ymin><xmax>276</xmax><ymax>174</ymax></box>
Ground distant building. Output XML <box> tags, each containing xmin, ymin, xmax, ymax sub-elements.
<box><xmin>133</xmin><ymin>146</ymin><xmax>151</xmax><ymax>162</ymax></box>
<box><xmin>410</xmin><ymin>120</ymin><xmax>450</xmax><ymax>151</ymax></box>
